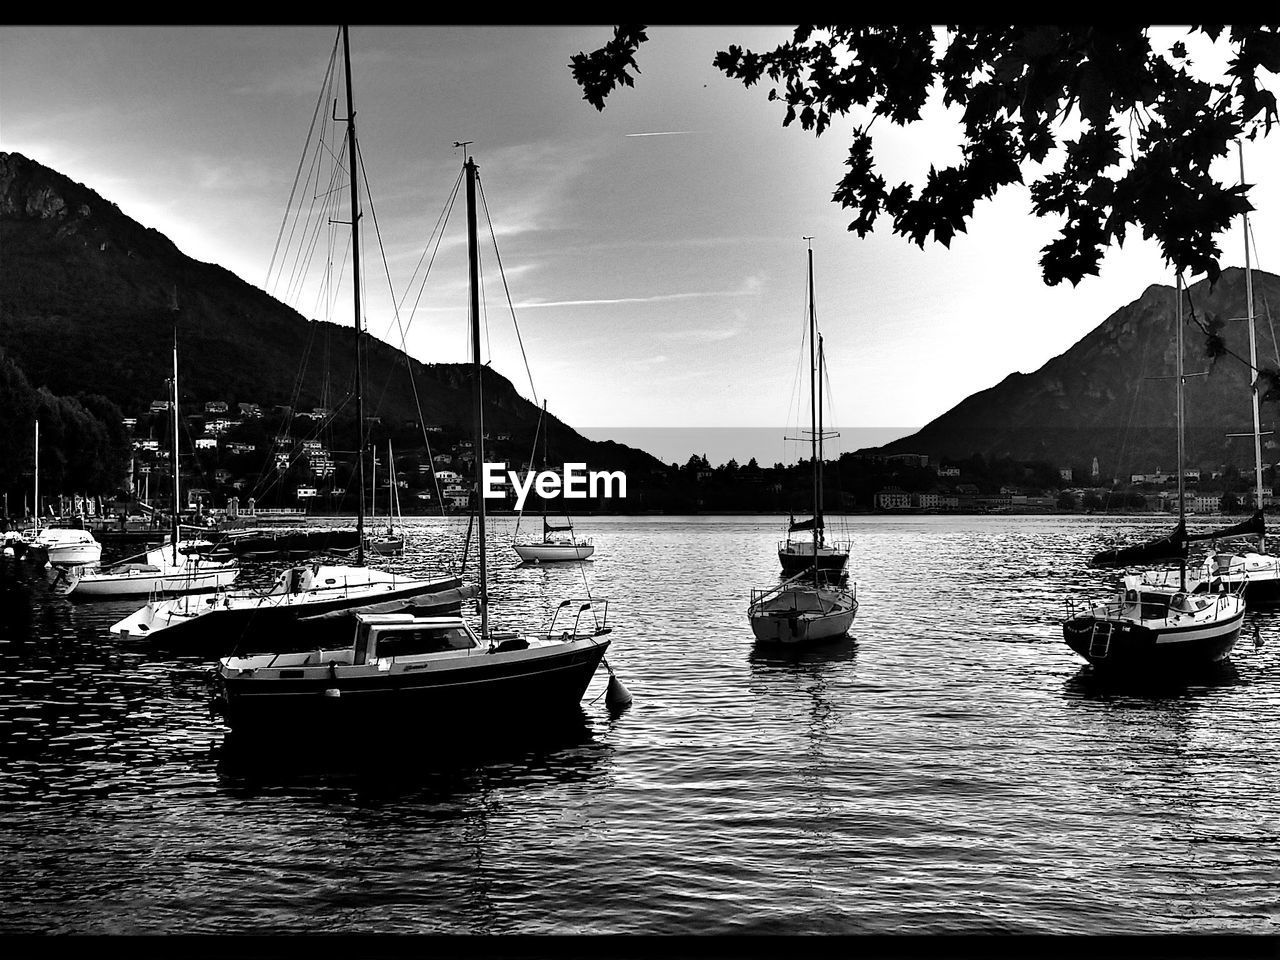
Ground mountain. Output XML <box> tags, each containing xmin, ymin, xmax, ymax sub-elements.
<box><xmin>0</xmin><ymin>152</ymin><xmax>664</xmax><ymax>503</ymax></box>
<box><xmin>873</xmin><ymin>268</ymin><xmax>1280</xmax><ymax>480</ymax></box>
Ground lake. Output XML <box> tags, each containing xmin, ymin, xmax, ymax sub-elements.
<box><xmin>1</xmin><ymin>514</ymin><xmax>1277</xmax><ymax>934</ymax></box>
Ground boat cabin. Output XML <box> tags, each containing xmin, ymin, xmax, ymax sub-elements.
<box><xmin>351</xmin><ymin>614</ymin><xmax>479</xmax><ymax>664</ymax></box>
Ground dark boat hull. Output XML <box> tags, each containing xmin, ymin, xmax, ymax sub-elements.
<box><xmin>1062</xmin><ymin>613</ymin><xmax>1243</xmax><ymax>672</ymax></box>
<box><xmin>778</xmin><ymin>551</ymin><xmax>849</xmax><ymax>576</ymax></box>
<box><xmin>212</xmin><ymin>639</ymin><xmax>609</xmax><ymax>731</ymax></box>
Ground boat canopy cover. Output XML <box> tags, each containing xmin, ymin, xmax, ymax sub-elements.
<box><xmin>788</xmin><ymin>514</ymin><xmax>824</xmax><ymax>533</ymax></box>
<box><xmin>544</xmin><ymin>519</ymin><xmax>573</xmax><ymax>534</ymax></box>
<box><xmin>1090</xmin><ymin>521</ymin><xmax>1188</xmax><ymax>568</ymax></box>
<box><xmin>1186</xmin><ymin>509</ymin><xmax>1265</xmax><ymax>543</ymax></box>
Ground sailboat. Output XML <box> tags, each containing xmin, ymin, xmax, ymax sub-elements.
<box><xmin>110</xmin><ymin>30</ymin><xmax>469</xmax><ymax>645</ymax></box>
<box><xmin>366</xmin><ymin>441</ymin><xmax>405</xmax><ymax>555</ymax></box>
<box><xmin>58</xmin><ymin>325</ymin><xmax>239</xmax><ymax>598</ymax></box>
<box><xmin>777</xmin><ymin>294</ymin><xmax>849</xmax><ymax>575</ymax></box>
<box><xmin>512</xmin><ymin>401</ymin><xmax>595</xmax><ymax>563</ymax></box>
<box><xmin>17</xmin><ymin>419</ymin><xmax>103</xmax><ymax>566</ymax></box>
<box><xmin>749</xmin><ymin>241</ymin><xmax>858</xmax><ymax>644</ymax></box>
<box><xmin>1176</xmin><ymin>143</ymin><xmax>1280</xmax><ymax>603</ymax></box>
<box><xmin>1064</xmin><ymin>275</ymin><xmax>1247</xmax><ymax>671</ymax></box>
<box><xmin>210</xmin><ymin>140</ymin><xmax>615</xmax><ymax>729</ymax></box>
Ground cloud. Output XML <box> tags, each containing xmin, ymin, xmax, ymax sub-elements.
<box><xmin>667</xmin><ymin>327</ymin><xmax>741</xmax><ymax>343</ymax></box>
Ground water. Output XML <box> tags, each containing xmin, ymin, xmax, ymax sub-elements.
<box><xmin>1</xmin><ymin>514</ymin><xmax>1277</xmax><ymax>934</ymax></box>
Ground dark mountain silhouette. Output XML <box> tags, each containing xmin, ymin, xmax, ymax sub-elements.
<box><xmin>872</xmin><ymin>268</ymin><xmax>1280</xmax><ymax>480</ymax></box>
<box><xmin>0</xmin><ymin>152</ymin><xmax>664</xmax><ymax>501</ymax></box>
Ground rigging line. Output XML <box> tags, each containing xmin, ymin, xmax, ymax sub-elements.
<box><xmin>1182</xmin><ymin>282</ymin><xmax>1260</xmax><ymax>382</ymax></box>
<box><xmin>251</xmin><ymin>318</ymin><xmax>321</xmax><ymax>497</ymax></box>
<box><xmin>281</xmin><ymin>101</ymin><xmax>346</xmax><ymax>307</ymax></box>
<box><xmin>394</xmin><ymin>173</ymin><xmax>464</xmax><ymax>520</ymax></box>
<box><xmin>395</xmin><ymin>165</ymin><xmax>464</xmax><ymax>317</ymax></box>
<box><xmin>1263</xmin><ymin>292</ymin><xmax>1280</xmax><ymax>371</ymax></box>
<box><xmin>352</xmin><ymin>155</ymin><xmax>454</xmax><ymax>526</ymax></box>
<box><xmin>298</xmin><ymin>151</ymin><xmax>351</xmax><ymax>317</ymax></box>
<box><xmin>476</xmin><ymin>173</ymin><xmax>540</xmax><ymax>407</ymax></box>
<box><xmin>266</xmin><ymin>29</ymin><xmax>340</xmax><ymax>293</ymax></box>
<box><xmin>353</xmin><ymin>138</ymin><xmax>412</xmax><ymax>422</ymax></box>
<box><xmin>513</xmin><ymin>404</ymin><xmax>547</xmax><ymax>541</ymax></box>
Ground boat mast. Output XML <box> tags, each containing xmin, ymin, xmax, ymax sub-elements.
<box><xmin>1240</xmin><ymin>141</ymin><xmax>1265</xmax><ymax>551</ymax></box>
<box><xmin>541</xmin><ymin>399</ymin><xmax>549</xmax><ymax>541</ymax></box>
<box><xmin>806</xmin><ymin>239</ymin><xmax>818</xmax><ymax>583</ymax></box>
<box><xmin>465</xmin><ymin>154</ymin><xmax>489</xmax><ymax>639</ymax></box>
<box><xmin>171</xmin><ymin>323</ymin><xmax>180</xmax><ymax>565</ymax></box>
<box><xmin>342</xmin><ymin>24</ymin><xmax>366</xmax><ymax>566</ymax></box>
<box><xmin>1177</xmin><ymin>274</ymin><xmax>1187</xmax><ymax>592</ymax></box>
<box><xmin>388</xmin><ymin>440</ymin><xmax>396</xmax><ymax>531</ymax></box>
<box><xmin>33</xmin><ymin>419</ymin><xmax>39</xmax><ymax>523</ymax></box>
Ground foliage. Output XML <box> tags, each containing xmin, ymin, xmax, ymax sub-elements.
<box><xmin>0</xmin><ymin>348</ymin><xmax>130</xmax><ymax>504</ymax></box>
<box><xmin>571</xmin><ymin>25</ymin><xmax>1279</xmax><ymax>286</ymax></box>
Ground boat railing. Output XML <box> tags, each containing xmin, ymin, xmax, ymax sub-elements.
<box><xmin>545</xmin><ymin>598</ymin><xmax>610</xmax><ymax>638</ymax></box>
<box><xmin>749</xmin><ymin>567</ymin><xmax>835</xmax><ymax>612</ymax></box>
<box><xmin>1065</xmin><ymin>595</ymin><xmax>1126</xmax><ymax>621</ymax></box>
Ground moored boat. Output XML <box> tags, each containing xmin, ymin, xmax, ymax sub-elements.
<box><xmin>750</xmin><ymin>240</ymin><xmax>857</xmax><ymax>644</ymax></box>
<box><xmin>57</xmin><ymin>538</ymin><xmax>238</xmax><ymax>598</ymax></box>
<box><xmin>109</xmin><ymin>561</ymin><xmax>470</xmax><ymax>644</ymax></box>
<box><xmin>1063</xmin><ymin>574</ymin><xmax>1245</xmax><ymax>670</ymax></box>
<box><xmin>208</xmin><ymin>49</ymin><xmax>626</xmax><ymax>727</ymax></box>
<box><xmin>1066</xmin><ymin>275</ymin><xmax>1248</xmax><ymax>673</ymax></box>
<box><xmin>26</xmin><ymin>526</ymin><xmax>102</xmax><ymax>566</ymax></box>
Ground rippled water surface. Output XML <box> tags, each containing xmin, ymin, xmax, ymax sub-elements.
<box><xmin>2</xmin><ymin>514</ymin><xmax>1278</xmax><ymax>934</ymax></box>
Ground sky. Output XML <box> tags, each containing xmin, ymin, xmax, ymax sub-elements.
<box><xmin>3</xmin><ymin>25</ymin><xmax>1279</xmax><ymax>467</ymax></box>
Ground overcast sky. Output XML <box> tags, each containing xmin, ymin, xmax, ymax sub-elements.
<box><xmin>3</xmin><ymin>25</ymin><xmax>1278</xmax><ymax>464</ymax></box>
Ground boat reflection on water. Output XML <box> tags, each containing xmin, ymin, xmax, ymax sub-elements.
<box><xmin>1061</xmin><ymin>656</ymin><xmax>1244</xmax><ymax>703</ymax></box>
<box><xmin>748</xmin><ymin>631</ymin><xmax>859</xmax><ymax>668</ymax></box>
<box><xmin>214</xmin><ymin>706</ymin><xmax>610</xmax><ymax>799</ymax></box>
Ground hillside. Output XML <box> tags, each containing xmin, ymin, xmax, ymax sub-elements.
<box><xmin>0</xmin><ymin>152</ymin><xmax>664</xmax><ymax>506</ymax></box>
<box><xmin>874</xmin><ymin>268</ymin><xmax>1280</xmax><ymax>479</ymax></box>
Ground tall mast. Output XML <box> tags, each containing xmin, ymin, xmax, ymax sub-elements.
<box><xmin>1240</xmin><ymin>141</ymin><xmax>1265</xmax><ymax>550</ymax></box>
<box><xmin>171</xmin><ymin>323</ymin><xmax>180</xmax><ymax>564</ymax></box>
<box><xmin>342</xmin><ymin>24</ymin><xmax>366</xmax><ymax>566</ymax></box>
<box><xmin>33</xmin><ymin>419</ymin><xmax>39</xmax><ymax>523</ymax></box>
<box><xmin>541</xmin><ymin>400</ymin><xmax>549</xmax><ymax>538</ymax></box>
<box><xmin>465</xmin><ymin>155</ymin><xmax>488</xmax><ymax>639</ymax></box>
<box><xmin>1177</xmin><ymin>274</ymin><xmax>1187</xmax><ymax>591</ymax></box>
<box><xmin>806</xmin><ymin>239</ymin><xmax>818</xmax><ymax>582</ymax></box>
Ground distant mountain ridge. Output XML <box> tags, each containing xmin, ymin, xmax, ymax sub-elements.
<box><xmin>0</xmin><ymin>151</ymin><xmax>664</xmax><ymax>479</ymax></box>
<box><xmin>873</xmin><ymin>267</ymin><xmax>1280</xmax><ymax>480</ymax></box>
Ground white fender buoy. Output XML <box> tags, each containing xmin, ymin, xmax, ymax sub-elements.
<box><xmin>323</xmin><ymin>687</ymin><xmax>341</xmax><ymax>698</ymax></box>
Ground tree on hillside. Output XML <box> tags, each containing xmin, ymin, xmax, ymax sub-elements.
<box><xmin>571</xmin><ymin>25</ymin><xmax>1278</xmax><ymax>286</ymax></box>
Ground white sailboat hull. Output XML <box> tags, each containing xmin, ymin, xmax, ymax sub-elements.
<box><xmin>748</xmin><ymin>585</ymin><xmax>858</xmax><ymax>644</ymax></box>
<box><xmin>69</xmin><ymin>563</ymin><xmax>239</xmax><ymax>597</ymax></box>
<box><xmin>513</xmin><ymin>542</ymin><xmax>595</xmax><ymax>563</ymax></box>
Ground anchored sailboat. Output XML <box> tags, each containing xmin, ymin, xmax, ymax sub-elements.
<box><xmin>1064</xmin><ymin>276</ymin><xmax>1247</xmax><ymax>671</ymax></box>
<box><xmin>1184</xmin><ymin>142</ymin><xmax>1280</xmax><ymax>602</ymax></box>
<box><xmin>211</xmin><ymin>138</ymin><xmax>617</xmax><ymax>728</ymax></box>
<box><xmin>512</xmin><ymin>401</ymin><xmax>595</xmax><ymax>563</ymax></box>
<box><xmin>777</xmin><ymin>250</ymin><xmax>849</xmax><ymax>576</ymax></box>
<box><xmin>110</xmin><ymin>27</ymin><xmax>467</xmax><ymax>645</ymax></box>
<box><xmin>750</xmin><ymin>240</ymin><xmax>858</xmax><ymax>644</ymax></box>
<box><xmin>59</xmin><ymin>321</ymin><xmax>239</xmax><ymax>598</ymax></box>
<box><xmin>366</xmin><ymin>441</ymin><xmax>405</xmax><ymax>556</ymax></box>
